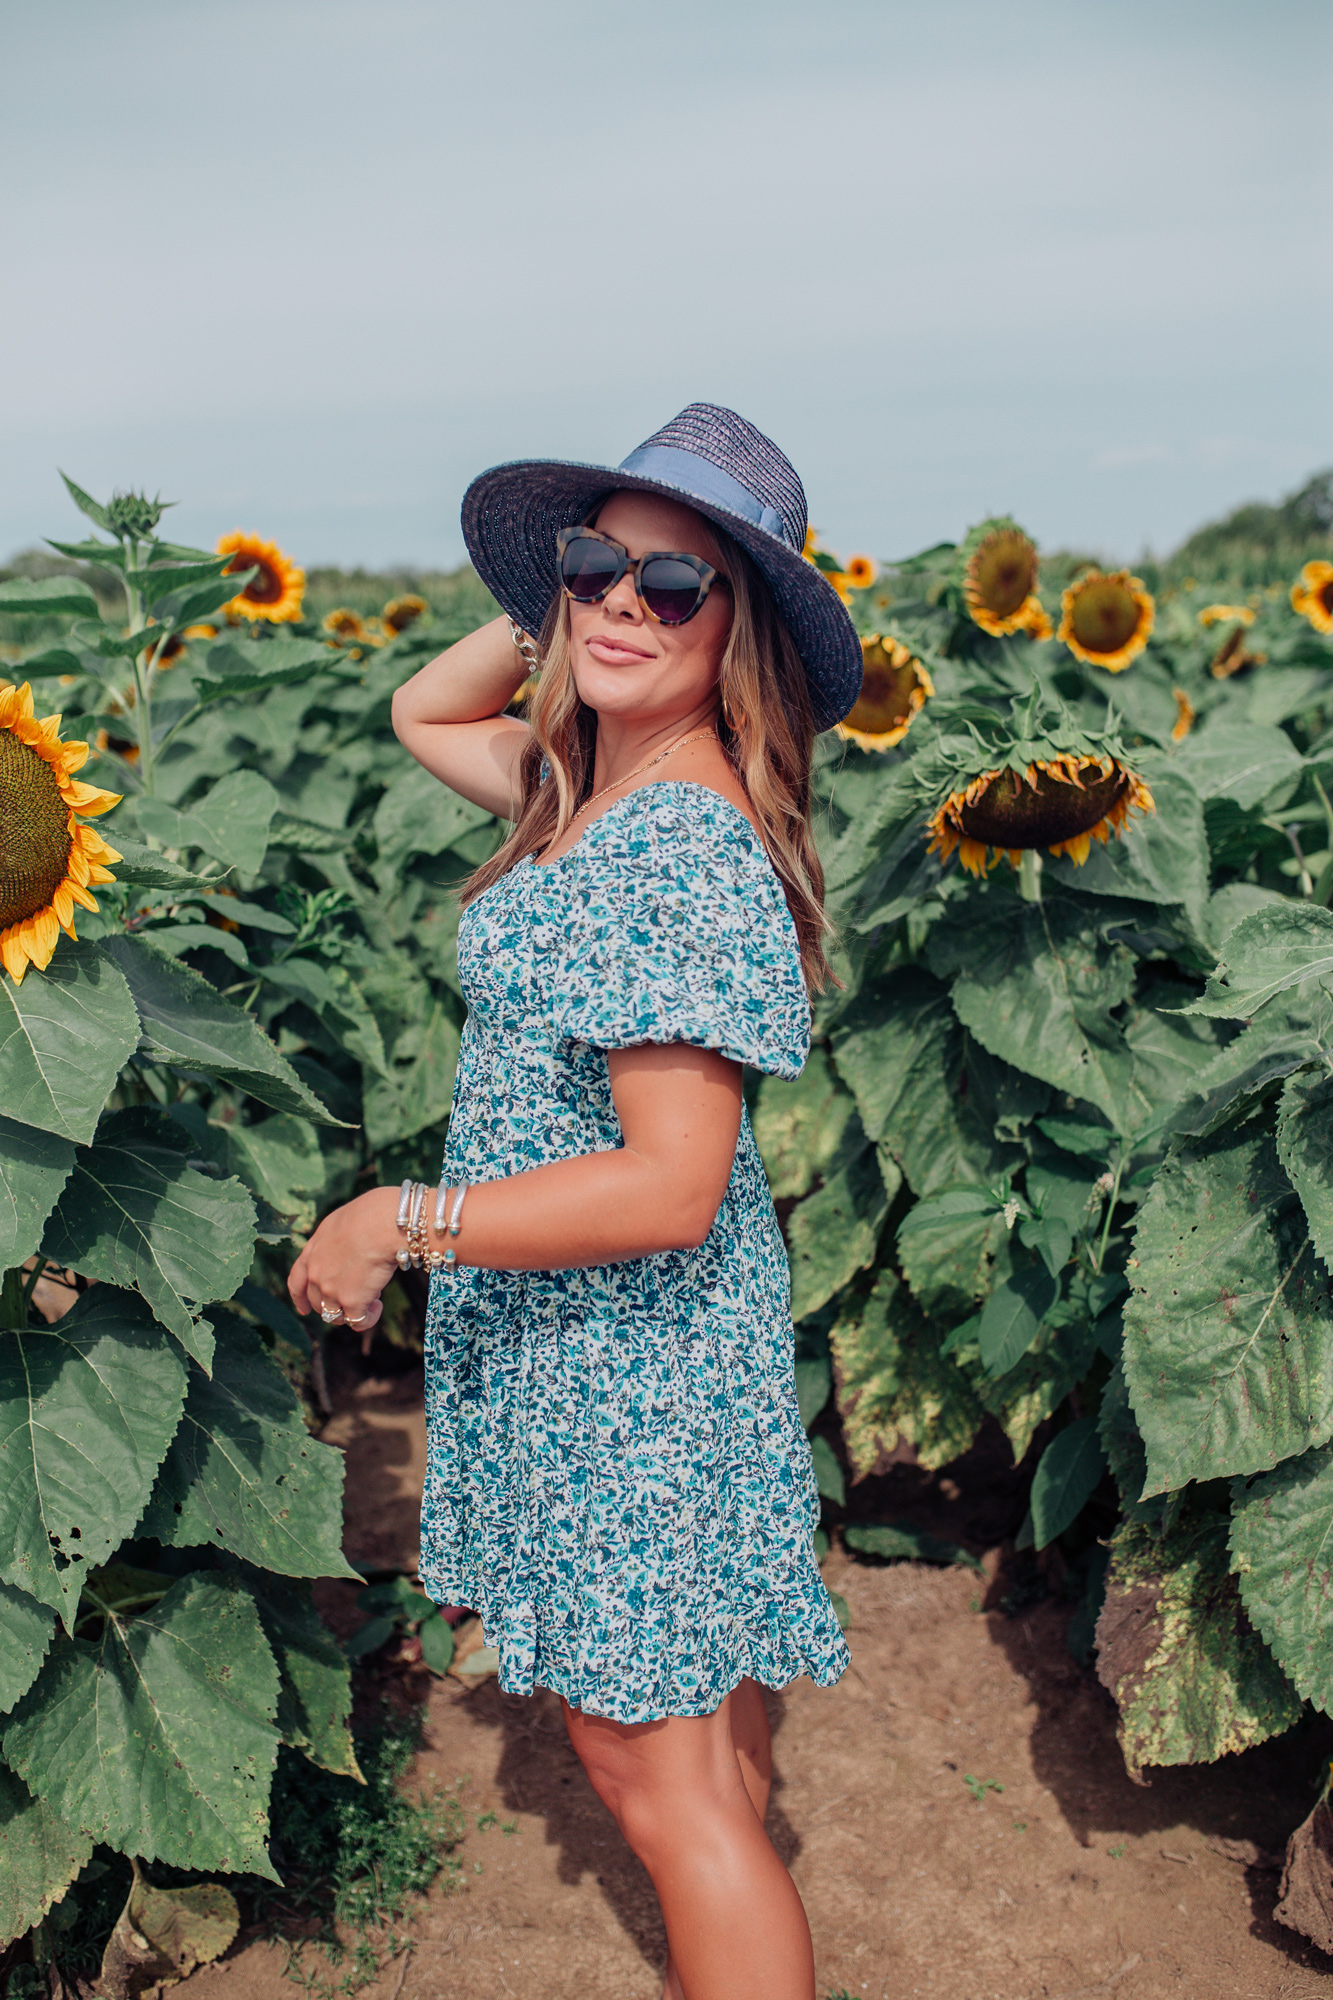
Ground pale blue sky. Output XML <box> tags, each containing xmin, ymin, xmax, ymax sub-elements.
<box><xmin>3</xmin><ymin>0</ymin><xmax>1328</xmax><ymax>570</ymax></box>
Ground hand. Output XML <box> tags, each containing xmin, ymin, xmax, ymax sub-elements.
<box><xmin>287</xmin><ymin>1185</ymin><xmax>401</xmax><ymax>1338</ymax></box>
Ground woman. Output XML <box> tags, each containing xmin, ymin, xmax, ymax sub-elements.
<box><xmin>289</xmin><ymin>404</ymin><xmax>862</xmax><ymax>2000</ymax></box>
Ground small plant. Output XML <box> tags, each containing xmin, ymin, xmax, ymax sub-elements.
<box><xmin>346</xmin><ymin>1571</ymin><xmax>456</xmax><ymax>1674</ymax></box>
<box><xmin>963</xmin><ymin>1774</ymin><xmax>1004</xmax><ymax>1804</ymax></box>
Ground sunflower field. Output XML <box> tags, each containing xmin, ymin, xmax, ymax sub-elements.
<box><xmin>2</xmin><ymin>476</ymin><xmax>1333</xmax><ymax>1971</ymax></box>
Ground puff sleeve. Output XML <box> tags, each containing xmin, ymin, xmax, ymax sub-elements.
<box><xmin>549</xmin><ymin>790</ymin><xmax>810</xmax><ymax>1080</ymax></box>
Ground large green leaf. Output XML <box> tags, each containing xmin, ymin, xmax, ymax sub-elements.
<box><xmin>1028</xmin><ymin>1418</ymin><xmax>1107</xmax><ymax>1549</ymax></box>
<box><xmin>100</xmin><ymin>935</ymin><xmax>346</xmax><ymax>1126</ymax></box>
<box><xmin>0</xmin><ymin>1288</ymin><xmax>188</xmax><ymax>1627</ymax></box>
<box><xmin>896</xmin><ymin>1186</ymin><xmax>1009</xmax><ymax>1318</ymax></box>
<box><xmin>0</xmin><ymin>1762</ymin><xmax>93</xmax><ymax>1945</ymax></box>
<box><xmin>42</xmin><ymin>1108</ymin><xmax>255</xmax><ymax>1366</ymax></box>
<box><xmin>361</xmin><ymin>999</ymin><xmax>462</xmax><ymax>1152</ymax></box>
<box><xmin>1120</xmin><ymin>983</ymin><xmax>1231</xmax><ymax>1132</ymax></box>
<box><xmin>200</xmin><ymin>1112</ymin><xmax>330</xmax><ymax>1231</ymax></box>
<box><xmin>830</xmin><ymin>1269</ymin><xmax>985</xmax><ymax>1475</ymax></box>
<box><xmin>1232</xmin><ymin>1441</ymin><xmax>1333</xmax><ymax>1712</ymax></box>
<box><xmin>1123</xmin><ymin>1127</ymin><xmax>1333</xmax><ymax>1497</ymax></box>
<box><xmin>139</xmin><ymin>1314</ymin><xmax>357</xmax><ymax>1580</ymax></box>
<box><xmin>104</xmin><ymin>838</ymin><xmax>221</xmax><ymax>891</ymax></box>
<box><xmin>1169</xmin><ymin>985</ymin><xmax>1333</xmax><ymax>1137</ymax></box>
<box><xmin>1172</xmin><ymin>720</ymin><xmax>1303</xmax><ymax>809</ymax></box>
<box><xmin>751</xmin><ymin>1046</ymin><xmax>858</xmax><ymax>1201</ymax></box>
<box><xmin>260</xmin><ymin>956</ymin><xmax>388</xmax><ymax>1078</ymax></box>
<box><xmin>0</xmin><ymin>1583</ymin><xmax>57</xmax><ymax>1714</ymax></box>
<box><xmin>1276</xmin><ymin>1070</ymin><xmax>1333</xmax><ymax>1277</ymax></box>
<box><xmin>0</xmin><ymin>1115</ymin><xmax>75</xmax><ymax>1266</ymax></box>
<box><xmin>1098</xmin><ymin>1357</ymin><xmax>1150</xmax><ymax>1513</ymax></box>
<box><xmin>1043</xmin><ymin>759</ymin><xmax>1209</xmax><ymax>931</ymax></box>
<box><xmin>137</xmin><ymin>771</ymin><xmax>279</xmax><ymax>874</ymax></box>
<box><xmin>928</xmin><ymin>885</ymin><xmax>1138</xmax><ymax>1129</ymax></box>
<box><xmin>830</xmin><ymin>968</ymin><xmax>998</xmax><ymax>1194</ymax></box>
<box><xmin>3</xmin><ymin>1573</ymin><xmax>281</xmax><ymax>1878</ymax></box>
<box><xmin>241</xmin><ymin>1571</ymin><xmax>358</xmax><ymax>1778</ymax></box>
<box><xmin>371</xmin><ymin>762</ymin><xmax>495</xmax><ymax>880</ymax></box>
<box><xmin>1094</xmin><ymin>1510</ymin><xmax>1301</xmax><ymax>1780</ymax></box>
<box><xmin>193</xmin><ymin>635</ymin><xmax>343</xmax><ymax>700</ymax></box>
<box><xmin>787</xmin><ymin>1128</ymin><xmax>893</xmax><ymax>1322</ymax></box>
<box><xmin>0</xmin><ymin>941</ymin><xmax>140</xmax><ymax>1145</ymax></box>
<box><xmin>977</xmin><ymin>1265</ymin><xmax>1059</xmax><ymax>1377</ymax></box>
<box><xmin>0</xmin><ymin>576</ymin><xmax>100</xmax><ymax>619</ymax></box>
<box><xmin>1183</xmin><ymin>904</ymin><xmax>1333</xmax><ymax>1018</ymax></box>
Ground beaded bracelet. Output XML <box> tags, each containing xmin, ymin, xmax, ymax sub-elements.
<box><xmin>396</xmin><ymin>1178</ymin><xmax>469</xmax><ymax>1274</ymax></box>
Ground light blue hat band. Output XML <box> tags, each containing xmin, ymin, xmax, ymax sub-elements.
<box><xmin>617</xmin><ymin>444</ymin><xmax>787</xmax><ymax>542</ymax></box>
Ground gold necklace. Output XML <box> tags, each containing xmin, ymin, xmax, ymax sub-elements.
<box><xmin>571</xmin><ymin>727</ymin><xmax>718</xmax><ymax>822</ymax></box>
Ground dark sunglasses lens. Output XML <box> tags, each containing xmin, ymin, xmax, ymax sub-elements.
<box><xmin>560</xmin><ymin>534</ymin><xmax>622</xmax><ymax>600</ymax></box>
<box><xmin>640</xmin><ymin>557</ymin><xmax>705</xmax><ymax>624</ymax></box>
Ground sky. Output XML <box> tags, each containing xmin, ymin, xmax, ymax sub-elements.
<box><xmin>2</xmin><ymin>0</ymin><xmax>1329</xmax><ymax>572</ymax></box>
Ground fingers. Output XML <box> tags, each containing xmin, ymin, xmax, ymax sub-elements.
<box><xmin>287</xmin><ymin>1251</ymin><xmax>312</xmax><ymax>1316</ymax></box>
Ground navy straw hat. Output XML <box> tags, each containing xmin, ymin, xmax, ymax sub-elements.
<box><xmin>460</xmin><ymin>402</ymin><xmax>863</xmax><ymax>732</ymax></box>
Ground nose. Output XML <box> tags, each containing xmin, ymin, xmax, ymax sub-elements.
<box><xmin>601</xmin><ymin>567</ymin><xmax>643</xmax><ymax>620</ymax></box>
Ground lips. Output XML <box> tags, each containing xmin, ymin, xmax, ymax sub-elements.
<box><xmin>584</xmin><ymin>635</ymin><xmax>656</xmax><ymax>664</ymax></box>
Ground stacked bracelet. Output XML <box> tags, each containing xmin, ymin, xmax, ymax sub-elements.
<box><xmin>395</xmin><ymin>1178</ymin><xmax>468</xmax><ymax>1274</ymax></box>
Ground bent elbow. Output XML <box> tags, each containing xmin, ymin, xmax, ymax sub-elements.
<box><xmin>672</xmin><ymin>1197</ymin><xmax>722</xmax><ymax>1253</ymax></box>
<box><xmin>389</xmin><ymin>685</ymin><xmax>410</xmax><ymax>745</ymax></box>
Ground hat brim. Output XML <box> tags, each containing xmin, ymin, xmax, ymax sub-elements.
<box><xmin>460</xmin><ymin>457</ymin><xmax>864</xmax><ymax>732</ymax></box>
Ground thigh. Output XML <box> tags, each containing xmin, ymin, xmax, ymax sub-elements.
<box><xmin>562</xmin><ymin>1689</ymin><xmax>751</xmax><ymax>1828</ymax></box>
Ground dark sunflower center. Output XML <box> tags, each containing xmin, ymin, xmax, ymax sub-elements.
<box><xmin>846</xmin><ymin>655</ymin><xmax>918</xmax><ymax>734</ymax></box>
<box><xmin>1320</xmin><ymin>579</ymin><xmax>1333</xmax><ymax>616</ymax></box>
<box><xmin>1070</xmin><ymin>579</ymin><xmax>1141</xmax><ymax>655</ymax></box>
<box><xmin>958</xmin><ymin>764</ymin><xmax>1128</xmax><ymax>848</ymax></box>
<box><xmin>972</xmin><ymin>533</ymin><xmax>1036</xmax><ymax>619</ymax></box>
<box><xmin>231</xmin><ymin>556</ymin><xmax>282</xmax><ymax>604</ymax></box>
<box><xmin>0</xmin><ymin>730</ymin><xmax>73</xmax><ymax>930</ymax></box>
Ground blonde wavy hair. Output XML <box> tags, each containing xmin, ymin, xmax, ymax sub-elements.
<box><xmin>461</xmin><ymin>512</ymin><xmax>835</xmax><ymax>992</ymax></box>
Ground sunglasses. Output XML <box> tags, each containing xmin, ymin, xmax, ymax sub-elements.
<box><xmin>556</xmin><ymin>525</ymin><xmax>728</xmax><ymax>626</ymax></box>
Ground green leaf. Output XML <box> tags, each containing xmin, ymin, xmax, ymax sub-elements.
<box><xmin>259</xmin><ymin>956</ymin><xmax>388</xmax><ymax>1079</ymax></box>
<box><xmin>751</xmin><ymin>1047</ymin><xmax>858</xmax><ymax>1201</ymax></box>
<box><xmin>371</xmin><ymin>762</ymin><xmax>494</xmax><ymax>879</ymax></box>
<box><xmin>0</xmin><ymin>1115</ymin><xmax>74</xmax><ymax>1267</ymax></box>
<box><xmin>896</xmin><ymin>1185</ymin><xmax>1008</xmax><ymax>1319</ymax></box>
<box><xmin>0</xmin><ymin>575</ymin><xmax>101</xmax><ymax>619</ymax></box>
<box><xmin>200</xmin><ymin>1112</ymin><xmax>330</xmax><ymax>1230</ymax></box>
<box><xmin>787</xmin><ymin>1127</ymin><xmax>892</xmax><ymax>1322</ymax></box>
<box><xmin>360</xmin><ymin>996</ymin><xmax>461</xmax><ymax>1152</ymax></box>
<box><xmin>134</xmin><ymin>553</ymin><xmax>236</xmax><ymax>609</ymax></box>
<box><xmin>0</xmin><ymin>1287</ymin><xmax>188</xmax><ymax>1627</ymax></box>
<box><xmin>1122</xmin><ymin>1126</ymin><xmax>1333</xmax><ymax>1497</ymax></box>
<box><xmin>845</xmin><ymin>1522</ymin><xmax>982</xmax><ymax>1571</ymax></box>
<box><xmin>974</xmin><ymin>1316</ymin><xmax>1100</xmax><ymax>1465</ymax></box>
<box><xmin>809</xmin><ymin>1435</ymin><xmax>844</xmax><ymax>1506</ymax></box>
<box><xmin>193</xmin><ymin>636</ymin><xmax>342</xmax><ymax>701</ymax></box>
<box><xmin>1277</xmin><ymin>1070</ymin><xmax>1333</xmax><ymax>1277</ymax></box>
<box><xmin>42</xmin><ymin>1107</ymin><xmax>255</xmax><ymax>1366</ymax></box>
<box><xmin>234</xmin><ymin>1277</ymin><xmax>311</xmax><ymax>1358</ymax></box>
<box><xmin>1231</xmin><ymin>1440</ymin><xmax>1333</xmax><ymax>1712</ymax></box>
<box><xmin>977</xmin><ymin>1266</ymin><xmax>1059</xmax><ymax>1377</ymax></box>
<box><xmin>107</xmin><ymin>838</ymin><xmax>222</xmax><ymax>891</ymax></box>
<box><xmin>0</xmin><ymin>940</ymin><xmax>140</xmax><ymax>1145</ymax></box>
<box><xmin>0</xmin><ymin>1762</ymin><xmax>93</xmax><ymax>1945</ymax></box>
<box><xmin>139</xmin><ymin>1313</ymin><xmax>357</xmax><ymax>1580</ymax></box>
<box><xmin>1121</xmin><ymin>983</ymin><xmax>1232</xmax><ymax>1129</ymax></box>
<box><xmin>1183</xmin><ymin>904</ymin><xmax>1333</xmax><ymax>1018</ymax></box>
<box><xmin>100</xmin><ymin>935</ymin><xmax>346</xmax><ymax>1126</ymax></box>
<box><xmin>418</xmin><ymin>1612</ymin><xmax>455</xmax><ymax>1676</ymax></box>
<box><xmin>1044</xmin><ymin>758</ymin><xmax>1209</xmax><ymax>931</ymax></box>
<box><xmin>793</xmin><ymin>1355</ymin><xmax>832</xmax><ymax>1430</ymax></box>
<box><xmin>135</xmin><ymin>920</ymin><xmax>252</xmax><ymax>968</ymax></box>
<box><xmin>1169</xmin><ymin>985</ymin><xmax>1333</xmax><ymax>1137</ymax></box>
<box><xmin>1094</xmin><ymin>1509</ymin><xmax>1301</xmax><ymax>1781</ymax></box>
<box><xmin>146</xmin><ymin>575</ymin><xmax>248</xmax><ymax>629</ymax></box>
<box><xmin>241</xmin><ymin>1571</ymin><xmax>358</xmax><ymax>1778</ymax></box>
<box><xmin>830</xmin><ymin>1268</ymin><xmax>985</xmax><ymax>1475</ymax></box>
<box><xmin>1028</xmin><ymin>1418</ymin><xmax>1107</xmax><ymax>1549</ymax></box>
<box><xmin>1098</xmin><ymin>1358</ymin><xmax>1151</xmax><ymax>1512</ymax></box>
<box><xmin>58</xmin><ymin>471</ymin><xmax>112</xmax><ymax>531</ymax></box>
<box><xmin>3</xmin><ymin>1572</ymin><xmax>281</xmax><ymax>1879</ymax></box>
<box><xmin>1172</xmin><ymin>720</ymin><xmax>1303</xmax><ymax>809</ymax></box>
<box><xmin>137</xmin><ymin>771</ymin><xmax>279</xmax><ymax>874</ymax></box>
<box><xmin>831</xmin><ymin>968</ymin><xmax>1000</xmax><ymax>1193</ymax></box>
<box><xmin>0</xmin><ymin>1583</ymin><xmax>57</xmax><ymax>1713</ymax></box>
<box><xmin>928</xmin><ymin>885</ymin><xmax>1139</xmax><ymax>1130</ymax></box>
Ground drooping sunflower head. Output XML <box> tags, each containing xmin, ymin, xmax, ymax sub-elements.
<box><xmin>836</xmin><ymin>635</ymin><xmax>935</xmax><ymax>752</ymax></box>
<box><xmin>0</xmin><ymin>682</ymin><xmax>122</xmax><ymax>983</ymax></box>
<box><xmin>917</xmin><ymin>697</ymin><xmax>1154</xmax><ymax>877</ymax></box>
<box><xmin>1058</xmin><ymin>568</ymin><xmax>1154</xmax><ymax>671</ymax></box>
<box><xmin>1210</xmin><ymin>626</ymin><xmax>1268</xmax><ymax>680</ymax></box>
<box><xmin>959</xmin><ymin>517</ymin><xmax>1048</xmax><ymax>638</ymax></box>
<box><xmin>383</xmin><ymin>593</ymin><xmax>429</xmax><ymax>635</ymax></box>
<box><xmin>1291</xmin><ymin>560</ymin><xmax>1333</xmax><ymax>635</ymax></box>
<box><xmin>216</xmin><ymin>531</ymin><xmax>305</xmax><ymax>623</ymax></box>
<box><xmin>322</xmin><ymin>608</ymin><xmax>368</xmax><ymax>644</ymax></box>
<box><xmin>1198</xmin><ymin>602</ymin><xmax>1255</xmax><ymax>629</ymax></box>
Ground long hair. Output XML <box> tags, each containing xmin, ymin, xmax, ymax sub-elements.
<box><xmin>460</xmin><ymin>515</ymin><xmax>835</xmax><ymax>993</ymax></box>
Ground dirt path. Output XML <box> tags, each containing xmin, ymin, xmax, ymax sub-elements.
<box><xmin>196</xmin><ymin>1357</ymin><xmax>1333</xmax><ymax>2000</ymax></box>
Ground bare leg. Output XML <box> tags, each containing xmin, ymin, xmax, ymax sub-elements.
<box><xmin>661</xmin><ymin>1680</ymin><xmax>774</xmax><ymax>2000</ymax></box>
<box><xmin>563</xmin><ymin>1681</ymin><xmax>812</xmax><ymax>2000</ymax></box>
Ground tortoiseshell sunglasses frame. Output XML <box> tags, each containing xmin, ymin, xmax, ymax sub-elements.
<box><xmin>555</xmin><ymin>525</ymin><xmax>727</xmax><ymax>626</ymax></box>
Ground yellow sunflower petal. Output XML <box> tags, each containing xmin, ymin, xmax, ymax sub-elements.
<box><xmin>958</xmin><ymin>838</ymin><xmax>991</xmax><ymax>876</ymax></box>
<box><xmin>59</xmin><ymin>779</ymin><xmax>123</xmax><ymax>815</ymax></box>
<box><xmin>1</xmin><ymin>925</ymin><xmax>31</xmax><ymax>982</ymax></box>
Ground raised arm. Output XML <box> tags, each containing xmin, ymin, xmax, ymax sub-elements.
<box><xmin>287</xmin><ymin>1042</ymin><xmax>743</xmax><ymax>1330</ymax></box>
<box><xmin>390</xmin><ymin>611</ymin><xmax>533</xmax><ymax>819</ymax></box>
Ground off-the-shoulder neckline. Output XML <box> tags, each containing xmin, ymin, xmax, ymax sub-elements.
<box><xmin>529</xmin><ymin>779</ymin><xmax>763</xmax><ymax>870</ymax></box>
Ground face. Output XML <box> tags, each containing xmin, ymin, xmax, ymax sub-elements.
<box><xmin>565</xmin><ymin>490</ymin><xmax>733</xmax><ymax>727</ymax></box>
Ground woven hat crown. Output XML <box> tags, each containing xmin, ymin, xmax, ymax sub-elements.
<box><xmin>633</xmin><ymin>404</ymin><xmax>808</xmax><ymax>556</ymax></box>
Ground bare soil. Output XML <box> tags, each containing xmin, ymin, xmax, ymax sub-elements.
<box><xmin>190</xmin><ymin>1352</ymin><xmax>1333</xmax><ymax>2000</ymax></box>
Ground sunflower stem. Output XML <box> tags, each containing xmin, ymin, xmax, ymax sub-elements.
<box><xmin>1093</xmin><ymin>1156</ymin><xmax>1125</xmax><ymax>1275</ymax></box>
<box><xmin>1</xmin><ymin>1267</ymin><xmax>25</xmax><ymax>1329</ymax></box>
<box><xmin>121</xmin><ymin>532</ymin><xmax>160</xmax><ymax>794</ymax></box>
<box><xmin>1018</xmin><ymin>849</ymin><xmax>1042</xmax><ymax>904</ymax></box>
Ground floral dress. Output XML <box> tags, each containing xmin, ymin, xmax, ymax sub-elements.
<box><xmin>420</xmin><ymin>780</ymin><xmax>850</xmax><ymax>1720</ymax></box>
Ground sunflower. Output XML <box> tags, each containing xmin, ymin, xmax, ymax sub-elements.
<box><xmin>1198</xmin><ymin>603</ymin><xmax>1254</xmax><ymax>629</ymax></box>
<box><xmin>1210</xmin><ymin>626</ymin><xmax>1267</xmax><ymax>680</ymax></box>
<box><xmin>927</xmin><ymin>755</ymin><xmax>1155</xmax><ymax>876</ymax></box>
<box><xmin>216</xmin><ymin>531</ymin><xmax>305</xmax><ymax>623</ymax></box>
<box><xmin>1171</xmin><ymin>687</ymin><xmax>1195</xmax><ymax>741</ymax></box>
<box><xmin>845</xmin><ymin>555</ymin><xmax>879</xmax><ymax>590</ymax></box>
<box><xmin>837</xmin><ymin>635</ymin><xmax>935</xmax><ymax>751</ymax></box>
<box><xmin>383</xmin><ymin>593</ymin><xmax>429</xmax><ymax>634</ymax></box>
<box><xmin>1057</xmin><ymin>568</ymin><xmax>1154</xmax><ymax>671</ymax></box>
<box><xmin>959</xmin><ymin>518</ymin><xmax>1049</xmax><ymax>639</ymax></box>
<box><xmin>1291</xmin><ymin>560</ymin><xmax>1333</xmax><ymax>635</ymax></box>
<box><xmin>0</xmin><ymin>682</ymin><xmax>122</xmax><ymax>983</ymax></box>
<box><xmin>322</xmin><ymin>608</ymin><xmax>368</xmax><ymax>644</ymax></box>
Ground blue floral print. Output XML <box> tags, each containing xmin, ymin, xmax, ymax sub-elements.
<box><xmin>420</xmin><ymin>781</ymin><xmax>851</xmax><ymax>1720</ymax></box>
